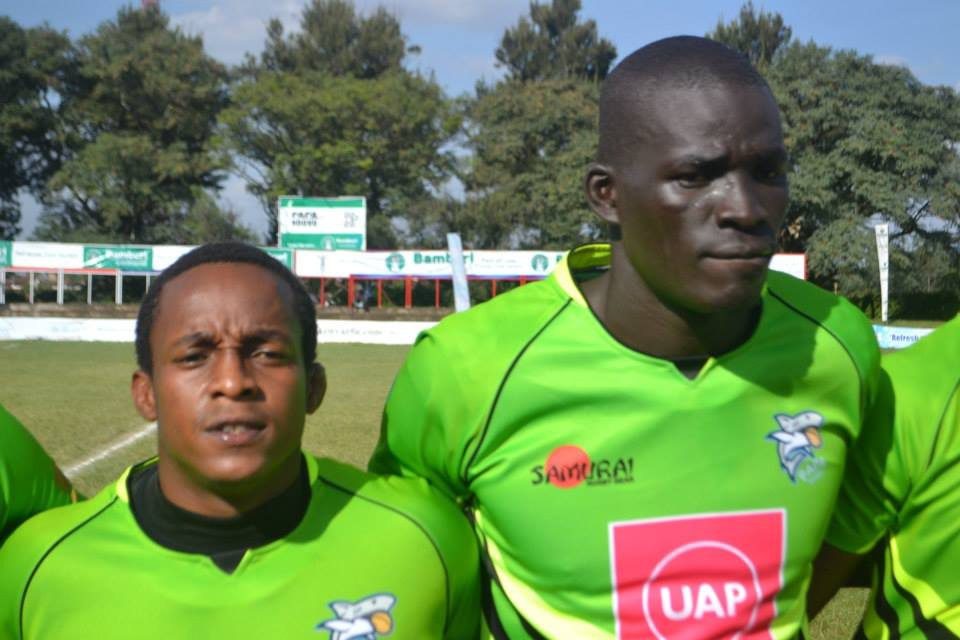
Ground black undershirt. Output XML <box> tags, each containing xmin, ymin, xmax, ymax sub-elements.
<box><xmin>128</xmin><ymin>459</ymin><xmax>310</xmax><ymax>574</ymax></box>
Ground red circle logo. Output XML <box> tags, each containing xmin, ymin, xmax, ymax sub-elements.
<box><xmin>642</xmin><ymin>542</ymin><xmax>762</xmax><ymax>639</ymax></box>
<box><xmin>544</xmin><ymin>445</ymin><xmax>591</xmax><ymax>489</ymax></box>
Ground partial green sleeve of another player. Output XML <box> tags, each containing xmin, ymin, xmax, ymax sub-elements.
<box><xmin>0</xmin><ymin>404</ymin><xmax>72</xmax><ymax>542</ymax></box>
<box><xmin>826</xmin><ymin>367</ymin><xmax>903</xmax><ymax>553</ymax></box>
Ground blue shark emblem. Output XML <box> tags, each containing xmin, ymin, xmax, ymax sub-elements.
<box><xmin>767</xmin><ymin>411</ymin><xmax>824</xmax><ymax>482</ymax></box>
<box><xmin>316</xmin><ymin>593</ymin><xmax>396</xmax><ymax>639</ymax></box>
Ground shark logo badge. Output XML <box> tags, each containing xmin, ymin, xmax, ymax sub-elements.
<box><xmin>767</xmin><ymin>411</ymin><xmax>824</xmax><ymax>482</ymax></box>
<box><xmin>316</xmin><ymin>593</ymin><xmax>396</xmax><ymax>639</ymax></box>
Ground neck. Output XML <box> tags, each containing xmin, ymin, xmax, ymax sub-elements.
<box><xmin>582</xmin><ymin>245</ymin><xmax>762</xmax><ymax>358</ymax></box>
<box><xmin>156</xmin><ymin>453</ymin><xmax>303</xmax><ymax>518</ymax></box>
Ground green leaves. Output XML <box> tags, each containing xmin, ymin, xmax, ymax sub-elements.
<box><xmin>34</xmin><ymin>4</ymin><xmax>232</xmax><ymax>243</ymax></box>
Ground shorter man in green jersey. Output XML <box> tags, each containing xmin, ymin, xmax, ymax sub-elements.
<box><xmin>0</xmin><ymin>404</ymin><xmax>74</xmax><ymax>543</ymax></box>
<box><xmin>811</xmin><ymin>316</ymin><xmax>960</xmax><ymax>636</ymax></box>
<box><xmin>0</xmin><ymin>242</ymin><xmax>480</xmax><ymax>640</ymax></box>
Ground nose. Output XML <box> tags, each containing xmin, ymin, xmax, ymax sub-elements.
<box><xmin>210</xmin><ymin>349</ymin><xmax>257</xmax><ymax>399</ymax></box>
<box><xmin>714</xmin><ymin>171</ymin><xmax>769</xmax><ymax>230</ymax></box>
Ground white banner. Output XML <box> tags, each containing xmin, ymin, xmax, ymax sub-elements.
<box><xmin>769</xmin><ymin>253</ymin><xmax>805</xmax><ymax>280</ymax></box>
<box><xmin>151</xmin><ymin>245</ymin><xmax>194</xmax><ymax>271</ymax></box>
<box><xmin>0</xmin><ymin>318</ymin><xmax>137</xmax><ymax>341</ymax></box>
<box><xmin>0</xmin><ymin>317</ymin><xmax>438</xmax><ymax>346</ymax></box>
<box><xmin>875</xmin><ymin>224</ymin><xmax>890</xmax><ymax>323</ymax></box>
<box><xmin>295</xmin><ymin>249</ymin><xmax>568</xmax><ymax>278</ymax></box>
<box><xmin>11</xmin><ymin>242</ymin><xmax>85</xmax><ymax>269</ymax></box>
<box><xmin>3</xmin><ymin>242</ymin><xmax>808</xmax><ymax>282</ymax></box>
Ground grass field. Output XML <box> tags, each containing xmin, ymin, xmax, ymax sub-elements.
<box><xmin>0</xmin><ymin>339</ymin><xmax>868</xmax><ymax>638</ymax></box>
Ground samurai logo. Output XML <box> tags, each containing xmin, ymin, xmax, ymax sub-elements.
<box><xmin>316</xmin><ymin>593</ymin><xmax>396</xmax><ymax>639</ymax></box>
<box><xmin>766</xmin><ymin>411</ymin><xmax>824</xmax><ymax>482</ymax></box>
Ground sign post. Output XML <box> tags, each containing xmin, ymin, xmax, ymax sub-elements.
<box><xmin>277</xmin><ymin>197</ymin><xmax>366</xmax><ymax>250</ymax></box>
<box><xmin>874</xmin><ymin>223</ymin><xmax>889</xmax><ymax>323</ymax></box>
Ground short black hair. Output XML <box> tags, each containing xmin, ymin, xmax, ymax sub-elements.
<box><xmin>598</xmin><ymin>35</ymin><xmax>772</xmax><ymax>164</ymax></box>
<box><xmin>135</xmin><ymin>242</ymin><xmax>316</xmax><ymax>373</ymax></box>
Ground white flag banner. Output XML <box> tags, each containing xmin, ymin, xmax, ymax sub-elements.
<box><xmin>874</xmin><ymin>224</ymin><xmax>890</xmax><ymax>323</ymax></box>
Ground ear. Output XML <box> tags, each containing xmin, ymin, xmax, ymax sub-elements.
<box><xmin>306</xmin><ymin>362</ymin><xmax>326</xmax><ymax>415</ymax></box>
<box><xmin>131</xmin><ymin>370</ymin><xmax>158</xmax><ymax>421</ymax></box>
<box><xmin>584</xmin><ymin>163</ymin><xmax>620</xmax><ymax>225</ymax></box>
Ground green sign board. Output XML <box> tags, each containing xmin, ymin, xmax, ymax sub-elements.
<box><xmin>280</xmin><ymin>233</ymin><xmax>365</xmax><ymax>251</ymax></box>
<box><xmin>278</xmin><ymin>197</ymin><xmax>365</xmax><ymax>208</ymax></box>
<box><xmin>83</xmin><ymin>245</ymin><xmax>153</xmax><ymax>271</ymax></box>
<box><xmin>261</xmin><ymin>248</ymin><xmax>293</xmax><ymax>269</ymax></box>
<box><xmin>0</xmin><ymin>240</ymin><xmax>10</xmax><ymax>268</ymax></box>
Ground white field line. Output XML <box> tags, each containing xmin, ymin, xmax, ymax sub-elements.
<box><xmin>63</xmin><ymin>421</ymin><xmax>157</xmax><ymax>478</ymax></box>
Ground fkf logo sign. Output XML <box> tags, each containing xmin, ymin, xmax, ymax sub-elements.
<box><xmin>609</xmin><ymin>510</ymin><xmax>783</xmax><ymax>639</ymax></box>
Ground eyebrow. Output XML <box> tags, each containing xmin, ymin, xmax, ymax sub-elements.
<box><xmin>170</xmin><ymin>329</ymin><xmax>293</xmax><ymax>349</ymax></box>
<box><xmin>672</xmin><ymin>146</ymin><xmax>787</xmax><ymax>168</ymax></box>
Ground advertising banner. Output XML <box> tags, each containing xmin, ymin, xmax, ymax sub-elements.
<box><xmin>0</xmin><ymin>241</ymin><xmax>10</xmax><ymax>267</ymax></box>
<box><xmin>83</xmin><ymin>245</ymin><xmax>153</xmax><ymax>271</ymax></box>
<box><xmin>278</xmin><ymin>196</ymin><xmax>366</xmax><ymax>251</ymax></box>
<box><xmin>294</xmin><ymin>250</ymin><xmax>569</xmax><ymax>279</ymax></box>
<box><xmin>11</xmin><ymin>242</ymin><xmax>84</xmax><ymax>269</ymax></box>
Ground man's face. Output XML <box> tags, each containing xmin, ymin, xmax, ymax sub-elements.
<box><xmin>591</xmin><ymin>83</ymin><xmax>788</xmax><ymax>314</ymax></box>
<box><xmin>132</xmin><ymin>262</ymin><xmax>323</xmax><ymax>507</ymax></box>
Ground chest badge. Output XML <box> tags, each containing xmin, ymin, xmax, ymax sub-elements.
<box><xmin>766</xmin><ymin>411</ymin><xmax>824</xmax><ymax>483</ymax></box>
<box><xmin>316</xmin><ymin>593</ymin><xmax>396</xmax><ymax>639</ymax></box>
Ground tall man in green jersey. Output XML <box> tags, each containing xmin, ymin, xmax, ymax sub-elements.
<box><xmin>812</xmin><ymin>316</ymin><xmax>960</xmax><ymax>637</ymax></box>
<box><xmin>370</xmin><ymin>36</ymin><xmax>880</xmax><ymax>639</ymax></box>
<box><xmin>0</xmin><ymin>243</ymin><xmax>480</xmax><ymax>640</ymax></box>
<box><xmin>0</xmin><ymin>404</ymin><xmax>73</xmax><ymax>542</ymax></box>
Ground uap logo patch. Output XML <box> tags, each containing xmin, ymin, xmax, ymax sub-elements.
<box><xmin>316</xmin><ymin>593</ymin><xmax>396</xmax><ymax>639</ymax></box>
<box><xmin>609</xmin><ymin>510</ymin><xmax>784</xmax><ymax>640</ymax></box>
<box><xmin>766</xmin><ymin>411</ymin><xmax>825</xmax><ymax>483</ymax></box>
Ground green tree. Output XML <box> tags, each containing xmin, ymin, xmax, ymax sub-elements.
<box><xmin>0</xmin><ymin>18</ymin><xmax>72</xmax><ymax>239</ymax></box>
<box><xmin>457</xmin><ymin>80</ymin><xmax>602</xmax><ymax>248</ymax></box>
<box><xmin>707</xmin><ymin>1</ymin><xmax>792</xmax><ymax>69</ymax></box>
<box><xmin>769</xmin><ymin>42</ymin><xmax>960</xmax><ymax>301</ymax></box>
<box><xmin>496</xmin><ymin>0</ymin><xmax>616</xmax><ymax>83</ymax></box>
<box><xmin>224</xmin><ymin>0</ymin><xmax>456</xmax><ymax>247</ymax></box>
<box><xmin>35</xmin><ymin>5</ymin><xmax>229</xmax><ymax>243</ymax></box>
<box><xmin>251</xmin><ymin>0</ymin><xmax>406</xmax><ymax>79</ymax></box>
<box><xmin>452</xmin><ymin>0</ymin><xmax>616</xmax><ymax>249</ymax></box>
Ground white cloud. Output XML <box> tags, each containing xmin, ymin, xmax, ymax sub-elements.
<box><xmin>356</xmin><ymin>0</ymin><xmax>527</xmax><ymax>29</ymax></box>
<box><xmin>170</xmin><ymin>0</ymin><xmax>301</xmax><ymax>65</ymax></box>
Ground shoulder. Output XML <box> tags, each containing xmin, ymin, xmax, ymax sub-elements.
<box><xmin>0</xmin><ymin>483</ymin><xmax>120</xmax><ymax>597</ymax></box>
<box><xmin>419</xmin><ymin>277</ymin><xmax>570</xmax><ymax>360</ymax></box>
<box><xmin>312</xmin><ymin>457</ymin><xmax>476</xmax><ymax>554</ymax></box>
<box><xmin>765</xmin><ymin>270</ymin><xmax>879</xmax><ymax>383</ymax></box>
<box><xmin>884</xmin><ymin>317</ymin><xmax>960</xmax><ymax>417</ymax></box>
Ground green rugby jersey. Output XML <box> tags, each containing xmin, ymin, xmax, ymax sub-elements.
<box><xmin>370</xmin><ymin>243</ymin><xmax>879</xmax><ymax>640</ymax></box>
<box><xmin>0</xmin><ymin>454</ymin><xmax>480</xmax><ymax>640</ymax></box>
<box><xmin>0</xmin><ymin>404</ymin><xmax>71</xmax><ymax>543</ymax></box>
<box><xmin>827</xmin><ymin>315</ymin><xmax>960</xmax><ymax>637</ymax></box>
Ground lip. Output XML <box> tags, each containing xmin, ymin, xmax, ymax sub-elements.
<box><xmin>204</xmin><ymin>419</ymin><xmax>267</xmax><ymax>447</ymax></box>
<box><xmin>704</xmin><ymin>245</ymin><xmax>776</xmax><ymax>260</ymax></box>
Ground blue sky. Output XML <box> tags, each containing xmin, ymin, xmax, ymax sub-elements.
<box><xmin>4</xmin><ymin>0</ymin><xmax>958</xmax><ymax>239</ymax></box>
